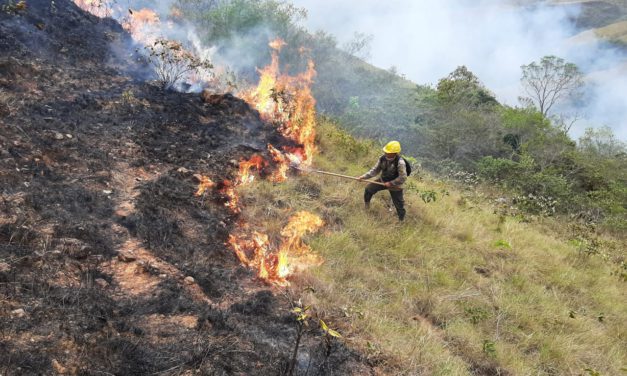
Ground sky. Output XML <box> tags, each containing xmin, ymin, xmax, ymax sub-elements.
<box><xmin>290</xmin><ymin>0</ymin><xmax>627</xmax><ymax>140</ymax></box>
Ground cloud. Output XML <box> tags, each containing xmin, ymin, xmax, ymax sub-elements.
<box><xmin>291</xmin><ymin>0</ymin><xmax>627</xmax><ymax>140</ymax></box>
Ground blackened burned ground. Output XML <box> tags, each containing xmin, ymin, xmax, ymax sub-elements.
<box><xmin>0</xmin><ymin>1</ymin><xmax>373</xmax><ymax>375</ymax></box>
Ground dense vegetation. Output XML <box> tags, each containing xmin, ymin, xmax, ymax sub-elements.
<box><xmin>172</xmin><ymin>0</ymin><xmax>626</xmax><ymax>232</ymax></box>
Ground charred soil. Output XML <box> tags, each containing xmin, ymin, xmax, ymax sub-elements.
<box><xmin>0</xmin><ymin>1</ymin><xmax>373</xmax><ymax>374</ymax></box>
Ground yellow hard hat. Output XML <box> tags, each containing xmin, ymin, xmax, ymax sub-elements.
<box><xmin>383</xmin><ymin>141</ymin><xmax>401</xmax><ymax>154</ymax></box>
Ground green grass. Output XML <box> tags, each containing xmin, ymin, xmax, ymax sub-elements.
<box><xmin>238</xmin><ymin>119</ymin><xmax>626</xmax><ymax>375</ymax></box>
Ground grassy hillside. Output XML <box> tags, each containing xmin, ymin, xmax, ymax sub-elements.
<box><xmin>237</xmin><ymin>120</ymin><xmax>626</xmax><ymax>375</ymax></box>
<box><xmin>552</xmin><ymin>0</ymin><xmax>627</xmax><ymax>46</ymax></box>
<box><xmin>594</xmin><ymin>20</ymin><xmax>627</xmax><ymax>45</ymax></box>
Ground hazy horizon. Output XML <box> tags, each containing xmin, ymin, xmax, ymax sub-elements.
<box><xmin>292</xmin><ymin>0</ymin><xmax>627</xmax><ymax>140</ymax></box>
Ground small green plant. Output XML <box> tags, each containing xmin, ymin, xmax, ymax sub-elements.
<box><xmin>420</xmin><ymin>190</ymin><xmax>437</xmax><ymax>203</ymax></box>
<box><xmin>482</xmin><ymin>339</ymin><xmax>497</xmax><ymax>358</ymax></box>
<box><xmin>324</xmin><ymin>125</ymin><xmax>372</xmax><ymax>161</ymax></box>
<box><xmin>494</xmin><ymin>239</ymin><xmax>512</xmax><ymax>250</ymax></box>
<box><xmin>583</xmin><ymin>368</ymin><xmax>601</xmax><ymax>376</ymax></box>
<box><xmin>404</xmin><ymin>181</ymin><xmax>446</xmax><ymax>204</ymax></box>
<box><xmin>464</xmin><ymin>305</ymin><xmax>490</xmax><ymax>324</ymax></box>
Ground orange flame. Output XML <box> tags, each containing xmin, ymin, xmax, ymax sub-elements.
<box><xmin>238</xmin><ymin>154</ymin><xmax>266</xmax><ymax>184</ymax></box>
<box><xmin>228</xmin><ymin>211</ymin><xmax>324</xmax><ymax>285</ymax></box>
<box><xmin>241</xmin><ymin>38</ymin><xmax>317</xmax><ymax>170</ymax></box>
<box><xmin>219</xmin><ymin>180</ymin><xmax>240</xmax><ymax>214</ymax></box>
<box><xmin>193</xmin><ymin>174</ymin><xmax>215</xmax><ymax>196</ymax></box>
<box><xmin>189</xmin><ymin>39</ymin><xmax>322</xmax><ymax>286</ymax></box>
<box><xmin>267</xmin><ymin>144</ymin><xmax>290</xmax><ymax>182</ymax></box>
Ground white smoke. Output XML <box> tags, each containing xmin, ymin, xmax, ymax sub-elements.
<box><xmin>92</xmin><ymin>0</ymin><xmax>280</xmax><ymax>93</ymax></box>
<box><xmin>291</xmin><ymin>0</ymin><xmax>627</xmax><ymax>140</ymax></box>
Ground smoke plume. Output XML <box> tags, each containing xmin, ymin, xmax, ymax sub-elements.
<box><xmin>291</xmin><ymin>0</ymin><xmax>627</xmax><ymax>140</ymax></box>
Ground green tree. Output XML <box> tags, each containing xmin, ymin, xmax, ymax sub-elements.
<box><xmin>419</xmin><ymin>67</ymin><xmax>504</xmax><ymax>165</ymax></box>
<box><xmin>436</xmin><ymin>66</ymin><xmax>498</xmax><ymax>107</ymax></box>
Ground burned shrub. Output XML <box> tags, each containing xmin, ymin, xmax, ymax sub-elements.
<box><xmin>143</xmin><ymin>38</ymin><xmax>213</xmax><ymax>90</ymax></box>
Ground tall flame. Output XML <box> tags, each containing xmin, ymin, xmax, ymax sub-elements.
<box><xmin>74</xmin><ymin>1</ymin><xmax>323</xmax><ymax>286</ymax></box>
<box><xmin>241</xmin><ymin>38</ymin><xmax>317</xmax><ymax>167</ymax></box>
<box><xmin>192</xmin><ymin>39</ymin><xmax>323</xmax><ymax>285</ymax></box>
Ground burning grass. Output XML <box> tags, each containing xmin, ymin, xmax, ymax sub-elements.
<box><xmin>0</xmin><ymin>1</ymin><xmax>376</xmax><ymax>373</ymax></box>
<box><xmin>236</xmin><ymin>119</ymin><xmax>627</xmax><ymax>375</ymax></box>
<box><xmin>188</xmin><ymin>38</ymin><xmax>326</xmax><ymax>286</ymax></box>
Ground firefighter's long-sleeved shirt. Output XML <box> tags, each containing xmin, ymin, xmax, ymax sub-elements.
<box><xmin>360</xmin><ymin>156</ymin><xmax>407</xmax><ymax>187</ymax></box>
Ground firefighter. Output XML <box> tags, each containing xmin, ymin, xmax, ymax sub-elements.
<box><xmin>357</xmin><ymin>141</ymin><xmax>407</xmax><ymax>221</ymax></box>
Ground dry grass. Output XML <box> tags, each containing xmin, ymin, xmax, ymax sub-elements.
<box><xmin>237</xmin><ymin>120</ymin><xmax>626</xmax><ymax>375</ymax></box>
<box><xmin>594</xmin><ymin>20</ymin><xmax>627</xmax><ymax>44</ymax></box>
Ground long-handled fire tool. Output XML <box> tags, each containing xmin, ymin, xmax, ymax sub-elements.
<box><xmin>293</xmin><ymin>165</ymin><xmax>401</xmax><ymax>190</ymax></box>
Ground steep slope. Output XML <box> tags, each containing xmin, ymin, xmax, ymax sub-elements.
<box><xmin>235</xmin><ymin>120</ymin><xmax>627</xmax><ymax>375</ymax></box>
<box><xmin>0</xmin><ymin>1</ymin><xmax>373</xmax><ymax>374</ymax></box>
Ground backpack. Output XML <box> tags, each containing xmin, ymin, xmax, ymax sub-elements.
<box><xmin>398</xmin><ymin>156</ymin><xmax>412</xmax><ymax>176</ymax></box>
<box><xmin>379</xmin><ymin>155</ymin><xmax>412</xmax><ymax>178</ymax></box>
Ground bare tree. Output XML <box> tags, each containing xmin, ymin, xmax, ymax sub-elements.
<box><xmin>578</xmin><ymin>126</ymin><xmax>626</xmax><ymax>158</ymax></box>
<box><xmin>553</xmin><ymin>112</ymin><xmax>581</xmax><ymax>134</ymax></box>
<box><xmin>342</xmin><ymin>31</ymin><xmax>373</xmax><ymax>61</ymax></box>
<box><xmin>520</xmin><ymin>55</ymin><xmax>583</xmax><ymax>117</ymax></box>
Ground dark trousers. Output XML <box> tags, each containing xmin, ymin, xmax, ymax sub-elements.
<box><xmin>364</xmin><ymin>183</ymin><xmax>406</xmax><ymax>220</ymax></box>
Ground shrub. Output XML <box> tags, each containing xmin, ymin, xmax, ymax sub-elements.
<box><xmin>476</xmin><ymin>156</ymin><xmax>519</xmax><ymax>182</ymax></box>
<box><xmin>143</xmin><ymin>39</ymin><xmax>213</xmax><ymax>90</ymax></box>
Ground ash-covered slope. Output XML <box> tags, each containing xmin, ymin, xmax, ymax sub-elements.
<box><xmin>0</xmin><ymin>1</ymin><xmax>372</xmax><ymax>374</ymax></box>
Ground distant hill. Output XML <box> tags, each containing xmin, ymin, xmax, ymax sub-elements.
<box><xmin>532</xmin><ymin>0</ymin><xmax>627</xmax><ymax>46</ymax></box>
